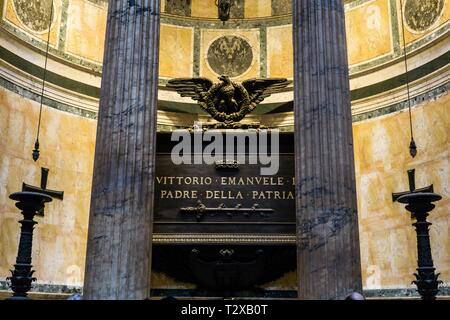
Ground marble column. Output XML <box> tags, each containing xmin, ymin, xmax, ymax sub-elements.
<box><xmin>292</xmin><ymin>0</ymin><xmax>362</xmax><ymax>299</ymax></box>
<box><xmin>83</xmin><ymin>0</ymin><xmax>160</xmax><ymax>299</ymax></box>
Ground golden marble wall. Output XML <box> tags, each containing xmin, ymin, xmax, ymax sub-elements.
<box><xmin>346</xmin><ymin>0</ymin><xmax>393</xmax><ymax>65</ymax></box>
<box><xmin>65</xmin><ymin>0</ymin><xmax>107</xmax><ymax>63</ymax></box>
<box><xmin>267</xmin><ymin>25</ymin><xmax>293</xmax><ymax>78</ymax></box>
<box><xmin>0</xmin><ymin>87</ymin><xmax>96</xmax><ymax>286</ymax></box>
<box><xmin>354</xmin><ymin>92</ymin><xmax>450</xmax><ymax>290</ymax></box>
<box><xmin>159</xmin><ymin>24</ymin><xmax>194</xmax><ymax>78</ymax></box>
<box><xmin>190</xmin><ymin>0</ymin><xmax>217</xmax><ymax>18</ymax></box>
<box><xmin>244</xmin><ymin>0</ymin><xmax>272</xmax><ymax>18</ymax></box>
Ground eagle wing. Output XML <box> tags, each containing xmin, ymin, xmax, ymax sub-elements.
<box><xmin>241</xmin><ymin>78</ymin><xmax>291</xmax><ymax>105</ymax></box>
<box><xmin>167</xmin><ymin>78</ymin><xmax>214</xmax><ymax>102</ymax></box>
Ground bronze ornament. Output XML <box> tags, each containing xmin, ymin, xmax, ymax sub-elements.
<box><xmin>167</xmin><ymin>75</ymin><xmax>290</xmax><ymax>126</ymax></box>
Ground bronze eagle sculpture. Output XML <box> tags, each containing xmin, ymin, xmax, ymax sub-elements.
<box><xmin>167</xmin><ymin>75</ymin><xmax>291</xmax><ymax>125</ymax></box>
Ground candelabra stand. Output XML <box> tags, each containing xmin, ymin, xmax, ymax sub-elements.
<box><xmin>393</xmin><ymin>169</ymin><xmax>443</xmax><ymax>300</ymax></box>
<box><xmin>6</xmin><ymin>192</ymin><xmax>52</xmax><ymax>300</ymax></box>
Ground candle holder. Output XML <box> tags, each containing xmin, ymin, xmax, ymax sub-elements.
<box><xmin>6</xmin><ymin>191</ymin><xmax>52</xmax><ymax>300</ymax></box>
<box><xmin>393</xmin><ymin>169</ymin><xmax>443</xmax><ymax>300</ymax></box>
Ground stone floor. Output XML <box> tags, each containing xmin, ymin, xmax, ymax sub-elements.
<box><xmin>1</xmin><ymin>289</ymin><xmax>449</xmax><ymax>300</ymax></box>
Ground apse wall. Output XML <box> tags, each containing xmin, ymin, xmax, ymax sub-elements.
<box><xmin>0</xmin><ymin>0</ymin><xmax>449</xmax><ymax>298</ymax></box>
<box><xmin>0</xmin><ymin>87</ymin><xmax>96</xmax><ymax>291</ymax></box>
<box><xmin>354</xmin><ymin>92</ymin><xmax>449</xmax><ymax>294</ymax></box>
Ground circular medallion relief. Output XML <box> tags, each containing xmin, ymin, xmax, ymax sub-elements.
<box><xmin>207</xmin><ymin>36</ymin><xmax>253</xmax><ymax>78</ymax></box>
<box><xmin>13</xmin><ymin>0</ymin><xmax>54</xmax><ymax>33</ymax></box>
<box><xmin>404</xmin><ymin>0</ymin><xmax>445</xmax><ymax>32</ymax></box>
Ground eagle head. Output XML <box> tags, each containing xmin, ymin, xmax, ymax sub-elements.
<box><xmin>219</xmin><ymin>75</ymin><xmax>231</xmax><ymax>84</ymax></box>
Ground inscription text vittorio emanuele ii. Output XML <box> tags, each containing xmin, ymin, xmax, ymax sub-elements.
<box><xmin>156</xmin><ymin>176</ymin><xmax>295</xmax><ymax>200</ymax></box>
<box><xmin>153</xmin><ymin>130</ymin><xmax>296</xmax><ymax>225</ymax></box>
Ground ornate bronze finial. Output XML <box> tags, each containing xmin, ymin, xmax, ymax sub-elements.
<box><xmin>32</xmin><ymin>140</ymin><xmax>40</xmax><ymax>162</ymax></box>
<box><xmin>167</xmin><ymin>76</ymin><xmax>290</xmax><ymax>128</ymax></box>
<box><xmin>409</xmin><ymin>138</ymin><xmax>417</xmax><ymax>158</ymax></box>
<box><xmin>216</xmin><ymin>0</ymin><xmax>234</xmax><ymax>23</ymax></box>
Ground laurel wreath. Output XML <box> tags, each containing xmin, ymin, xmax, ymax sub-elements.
<box><xmin>199</xmin><ymin>82</ymin><xmax>256</xmax><ymax>123</ymax></box>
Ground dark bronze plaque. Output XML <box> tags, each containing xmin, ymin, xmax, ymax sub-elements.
<box><xmin>207</xmin><ymin>36</ymin><xmax>253</xmax><ymax>77</ymax></box>
<box><xmin>154</xmin><ymin>132</ymin><xmax>296</xmax><ymax>236</ymax></box>
<box><xmin>404</xmin><ymin>0</ymin><xmax>444</xmax><ymax>32</ymax></box>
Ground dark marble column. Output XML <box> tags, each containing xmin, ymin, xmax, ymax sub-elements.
<box><xmin>292</xmin><ymin>0</ymin><xmax>362</xmax><ymax>299</ymax></box>
<box><xmin>83</xmin><ymin>0</ymin><xmax>160</xmax><ymax>300</ymax></box>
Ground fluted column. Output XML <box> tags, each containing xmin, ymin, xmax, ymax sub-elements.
<box><xmin>83</xmin><ymin>0</ymin><xmax>160</xmax><ymax>299</ymax></box>
<box><xmin>293</xmin><ymin>0</ymin><xmax>362</xmax><ymax>299</ymax></box>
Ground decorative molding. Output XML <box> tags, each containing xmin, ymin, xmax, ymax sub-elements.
<box><xmin>152</xmin><ymin>233</ymin><xmax>297</xmax><ymax>244</ymax></box>
<box><xmin>391</xmin><ymin>0</ymin><xmax>402</xmax><ymax>56</ymax></box>
<box><xmin>160</xmin><ymin>13</ymin><xmax>293</xmax><ymax>29</ymax></box>
<box><xmin>192</xmin><ymin>26</ymin><xmax>200</xmax><ymax>77</ymax></box>
<box><xmin>259</xmin><ymin>25</ymin><xmax>267</xmax><ymax>78</ymax></box>
<box><xmin>0</xmin><ymin>280</ymin><xmax>82</xmax><ymax>295</ymax></box>
<box><xmin>364</xmin><ymin>286</ymin><xmax>450</xmax><ymax>298</ymax></box>
<box><xmin>344</xmin><ymin>0</ymin><xmax>377</xmax><ymax>10</ymax></box>
<box><xmin>0</xmin><ymin>46</ymin><xmax>100</xmax><ymax>97</ymax></box>
<box><xmin>352</xmin><ymin>81</ymin><xmax>450</xmax><ymax>122</ymax></box>
<box><xmin>58</xmin><ymin>0</ymin><xmax>68</xmax><ymax>51</ymax></box>
<box><xmin>0</xmin><ymin>76</ymin><xmax>98</xmax><ymax>119</ymax></box>
<box><xmin>3</xmin><ymin>40</ymin><xmax>448</xmax><ymax>102</ymax></box>
<box><xmin>1</xmin><ymin>69</ymin><xmax>448</xmax><ymax>124</ymax></box>
<box><xmin>151</xmin><ymin>287</ymin><xmax>450</xmax><ymax>298</ymax></box>
<box><xmin>351</xmin><ymin>51</ymin><xmax>450</xmax><ymax>101</ymax></box>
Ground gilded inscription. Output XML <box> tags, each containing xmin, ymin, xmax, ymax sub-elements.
<box><xmin>154</xmin><ymin>148</ymin><xmax>296</xmax><ymax>225</ymax></box>
<box><xmin>157</xmin><ymin>176</ymin><xmax>295</xmax><ymax>200</ymax></box>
